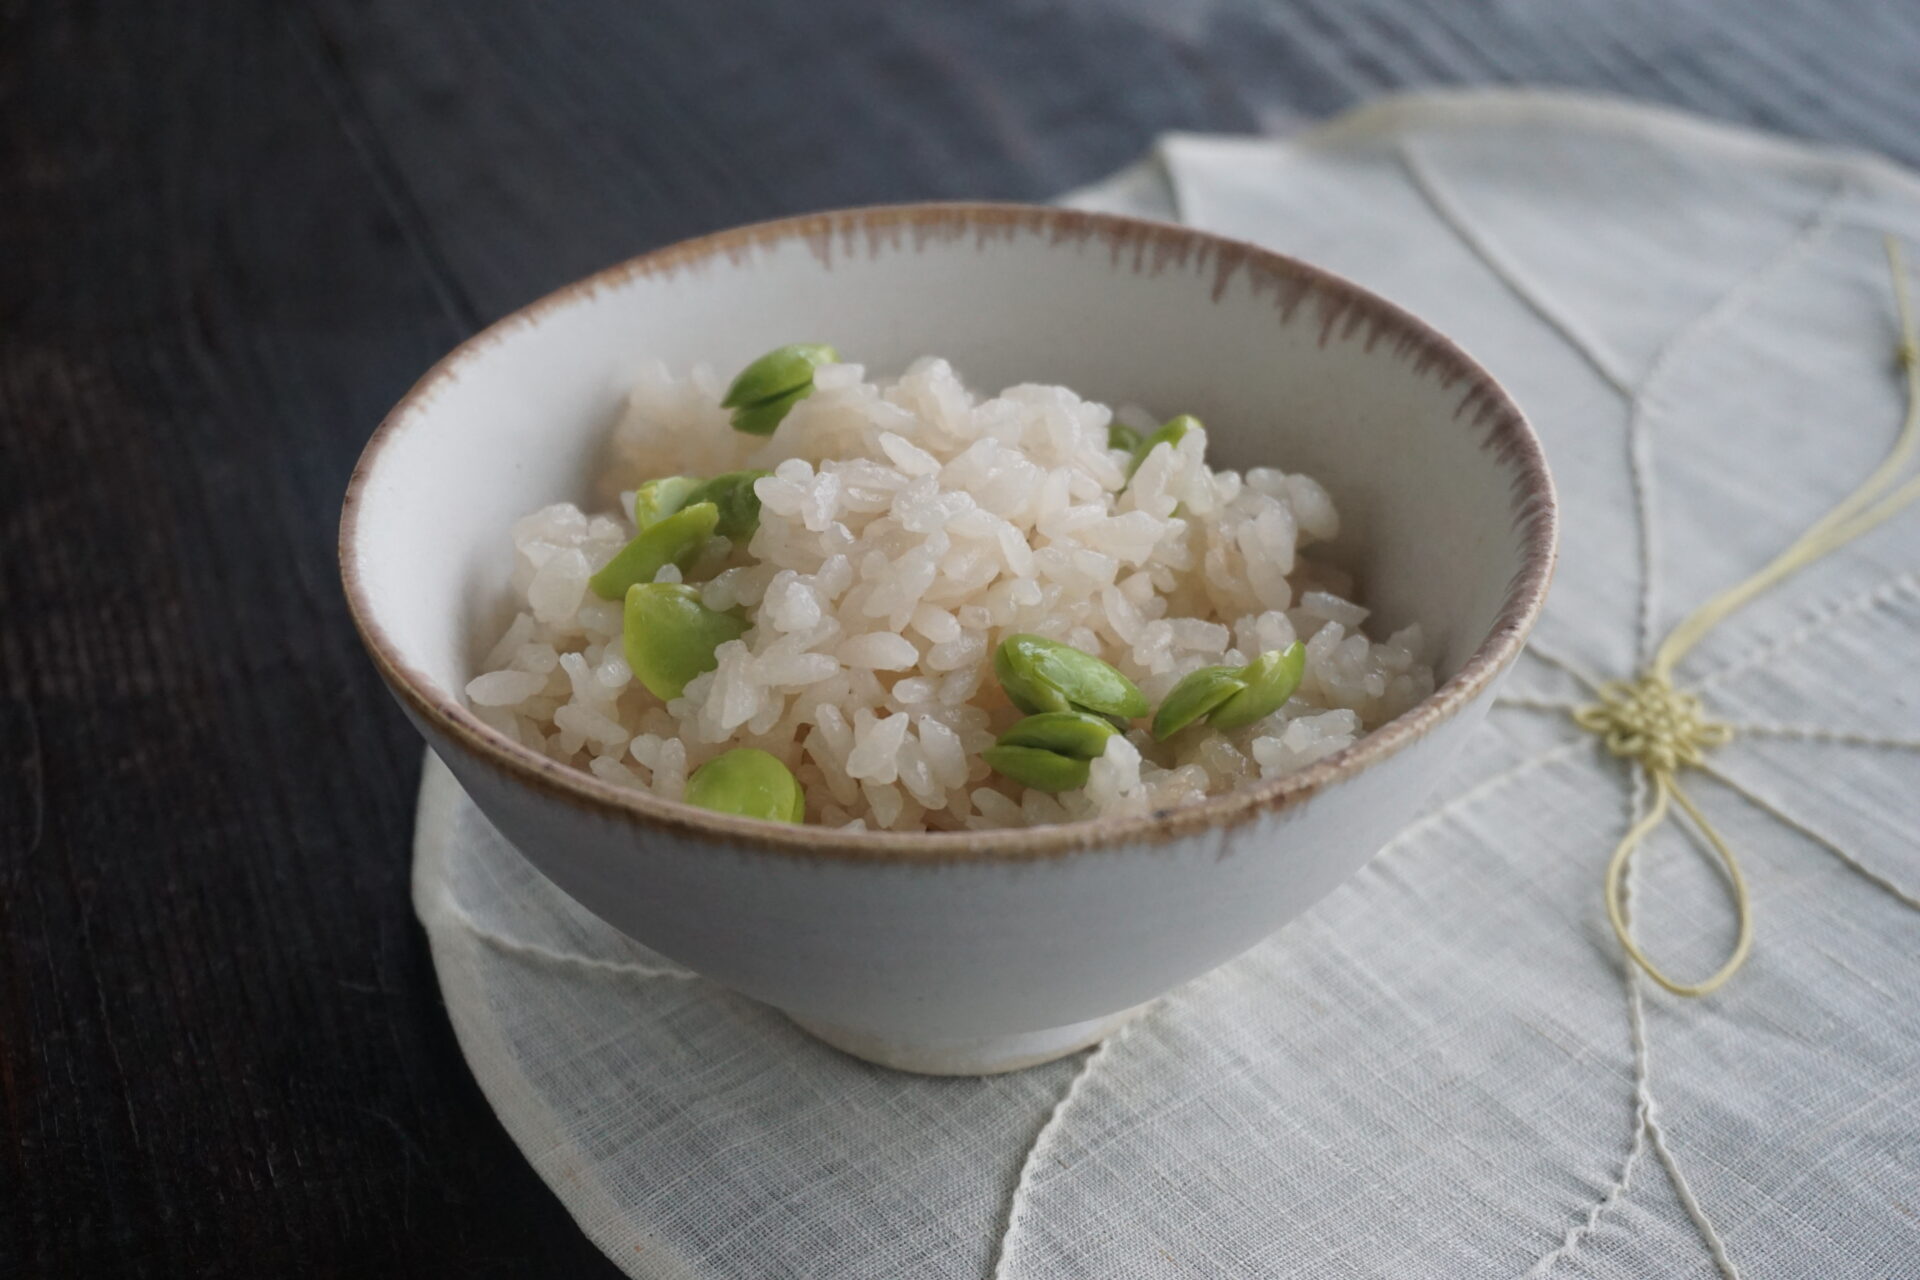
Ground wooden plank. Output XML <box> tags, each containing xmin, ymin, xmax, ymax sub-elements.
<box><xmin>0</xmin><ymin>4</ymin><xmax>617</xmax><ymax>1274</ymax></box>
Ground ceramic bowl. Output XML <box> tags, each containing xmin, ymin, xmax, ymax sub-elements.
<box><xmin>341</xmin><ymin>203</ymin><xmax>1555</xmax><ymax>1075</ymax></box>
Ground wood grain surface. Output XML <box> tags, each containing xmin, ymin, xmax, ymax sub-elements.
<box><xmin>5</xmin><ymin>2</ymin><xmax>1918</xmax><ymax>1274</ymax></box>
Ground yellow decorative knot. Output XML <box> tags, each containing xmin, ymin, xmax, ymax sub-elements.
<box><xmin>1574</xmin><ymin>674</ymin><xmax>1750</xmax><ymax>998</ymax></box>
<box><xmin>1573</xmin><ymin>675</ymin><xmax>1732</xmax><ymax>775</ymax></box>
<box><xmin>1563</xmin><ymin>238</ymin><xmax>1920</xmax><ymax>1000</ymax></box>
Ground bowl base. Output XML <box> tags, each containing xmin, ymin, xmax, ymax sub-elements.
<box><xmin>787</xmin><ymin>1002</ymin><xmax>1153</xmax><ymax>1076</ymax></box>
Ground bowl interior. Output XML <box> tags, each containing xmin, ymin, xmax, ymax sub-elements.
<box><xmin>345</xmin><ymin>205</ymin><xmax>1551</xmax><ymax>842</ymax></box>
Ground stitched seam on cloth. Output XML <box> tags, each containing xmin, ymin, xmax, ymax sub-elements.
<box><xmin>1623</xmin><ymin>769</ymin><xmax>1744</xmax><ymax>1280</ymax></box>
<box><xmin>1700</xmin><ymin>762</ymin><xmax>1920</xmax><ymax>909</ymax></box>
<box><xmin>1401</xmin><ymin>133</ymin><xmax>1670</xmax><ymax>681</ymax></box>
<box><xmin>987</xmin><ymin>1023</ymin><xmax>1144</xmax><ymax>1280</ymax></box>
<box><xmin>1526</xmin><ymin>1057</ymin><xmax>1649</xmax><ymax>1277</ymax></box>
<box><xmin>1496</xmin><ymin>694</ymin><xmax>1586</xmax><ymax>714</ymax></box>
<box><xmin>1256</xmin><ymin>89</ymin><xmax>1920</xmax><ymax>210</ymax></box>
<box><xmin>1688</xmin><ymin>571</ymin><xmax>1920</xmax><ymax>691</ymax></box>
<box><xmin>1723</xmin><ymin>721</ymin><xmax>1920</xmax><ymax>751</ymax></box>
<box><xmin>1398</xmin><ymin>141</ymin><xmax>1637</xmax><ymax>395</ymax></box>
<box><xmin>1530</xmin><ymin>744</ymin><xmax>1759</xmax><ymax>1276</ymax></box>
<box><xmin>1405</xmin><ymin>137</ymin><xmax>1849</xmax><ymax>669</ymax></box>
<box><xmin>1622</xmin><ymin>186</ymin><xmax>1849</xmax><ymax>664</ymax></box>
<box><xmin>1649</xmin><ymin>1103</ymin><xmax>1742</xmax><ymax>1280</ymax></box>
<box><xmin>1528</xmin><ymin>774</ymin><xmax>1655</xmax><ymax>1277</ymax></box>
<box><xmin>1628</xmin><ymin>764</ymin><xmax>1735</xmax><ymax>1280</ymax></box>
<box><xmin>431</xmin><ymin>898</ymin><xmax>702</xmax><ymax>983</ymax></box>
<box><xmin>1378</xmin><ymin>739</ymin><xmax>1592</xmax><ymax>859</ymax></box>
<box><xmin>1521</xmin><ymin>640</ymin><xmax>1608</xmax><ymax>693</ymax></box>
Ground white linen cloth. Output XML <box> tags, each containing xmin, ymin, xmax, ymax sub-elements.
<box><xmin>413</xmin><ymin>90</ymin><xmax>1920</xmax><ymax>1278</ymax></box>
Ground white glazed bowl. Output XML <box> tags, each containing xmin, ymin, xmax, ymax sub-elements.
<box><xmin>342</xmin><ymin>204</ymin><xmax>1555</xmax><ymax>1075</ymax></box>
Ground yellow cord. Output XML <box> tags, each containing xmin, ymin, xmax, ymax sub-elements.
<box><xmin>1602</xmin><ymin>774</ymin><xmax>1753</xmax><ymax>997</ymax></box>
<box><xmin>1578</xmin><ymin>236</ymin><xmax>1920</xmax><ymax>996</ymax></box>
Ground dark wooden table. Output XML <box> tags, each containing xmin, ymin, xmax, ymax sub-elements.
<box><xmin>7</xmin><ymin>2</ymin><xmax>1918</xmax><ymax>1274</ymax></box>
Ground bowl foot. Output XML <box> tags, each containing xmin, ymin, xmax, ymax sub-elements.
<box><xmin>787</xmin><ymin>1003</ymin><xmax>1153</xmax><ymax>1076</ymax></box>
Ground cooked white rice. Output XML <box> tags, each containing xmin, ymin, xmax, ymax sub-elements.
<box><xmin>465</xmin><ymin>357</ymin><xmax>1434</xmax><ymax>831</ymax></box>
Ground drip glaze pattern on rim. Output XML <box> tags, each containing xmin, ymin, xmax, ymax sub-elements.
<box><xmin>340</xmin><ymin>202</ymin><xmax>1556</xmax><ymax>862</ymax></box>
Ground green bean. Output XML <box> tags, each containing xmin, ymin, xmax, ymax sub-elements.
<box><xmin>1126</xmin><ymin>413</ymin><xmax>1201</xmax><ymax>479</ymax></box>
<box><xmin>993</xmin><ymin>634</ymin><xmax>1147</xmax><ymax>721</ymax></box>
<box><xmin>729</xmin><ymin>384</ymin><xmax>810</xmax><ymax>436</ymax></box>
<box><xmin>621</xmin><ymin>582</ymin><xmax>748</xmax><ymax>700</ymax></box>
<box><xmin>997</xmin><ymin>710</ymin><xmax>1119</xmax><ymax>759</ymax></box>
<box><xmin>982</xmin><ymin>744</ymin><xmax>1093</xmax><ymax>793</ymax></box>
<box><xmin>722</xmin><ymin>343</ymin><xmax>838</xmax><ymax>409</ymax></box>
<box><xmin>684</xmin><ymin>747</ymin><xmax>806</xmax><ymax>823</ymax></box>
<box><xmin>724</xmin><ymin>343</ymin><xmax>838</xmax><ymax>435</ymax></box>
<box><xmin>1152</xmin><ymin>642</ymin><xmax>1307</xmax><ymax>738</ymax></box>
<box><xmin>631</xmin><ymin>475</ymin><xmax>702</xmax><ymax>529</ymax></box>
<box><xmin>1207</xmin><ymin>642</ymin><xmax>1307</xmax><ymax>730</ymax></box>
<box><xmin>984</xmin><ymin>711</ymin><xmax>1121</xmax><ymax>792</ymax></box>
<box><xmin>1149</xmin><ymin>665</ymin><xmax>1247</xmax><ymax>740</ymax></box>
<box><xmin>682</xmin><ymin>470</ymin><xmax>771</xmax><ymax>539</ymax></box>
<box><xmin>1107</xmin><ymin>421</ymin><xmax>1143</xmax><ymax>452</ymax></box>
<box><xmin>588</xmin><ymin>502</ymin><xmax>719</xmax><ymax>600</ymax></box>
